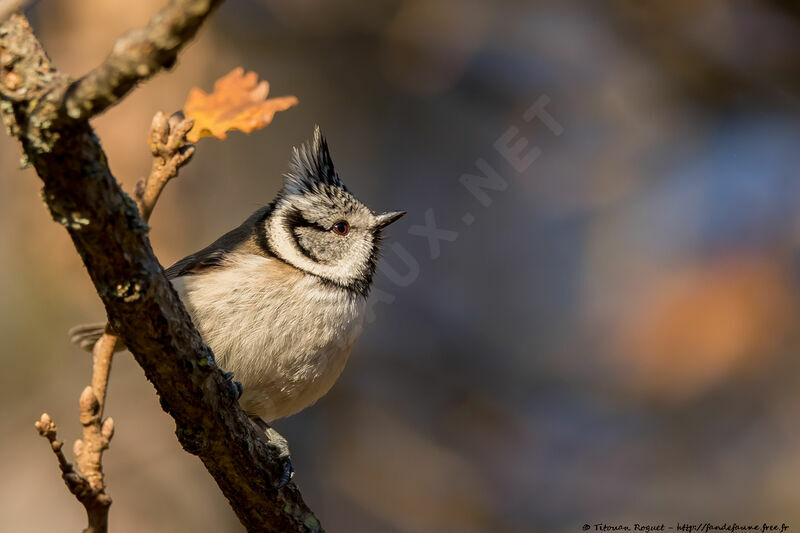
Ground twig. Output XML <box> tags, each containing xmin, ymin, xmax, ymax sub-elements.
<box><xmin>2</xmin><ymin>8</ymin><xmax>321</xmax><ymax>532</ymax></box>
<box><xmin>90</xmin><ymin>326</ymin><xmax>119</xmax><ymax>414</ymax></box>
<box><xmin>63</xmin><ymin>0</ymin><xmax>223</xmax><ymax>121</ymax></box>
<box><xmin>35</xmin><ymin>413</ymin><xmax>112</xmax><ymax>533</ymax></box>
<box><xmin>135</xmin><ymin>111</ymin><xmax>196</xmax><ymax>221</ymax></box>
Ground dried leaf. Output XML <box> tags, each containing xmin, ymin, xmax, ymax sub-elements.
<box><xmin>183</xmin><ymin>67</ymin><xmax>298</xmax><ymax>142</ymax></box>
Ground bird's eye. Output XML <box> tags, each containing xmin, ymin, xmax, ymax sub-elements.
<box><xmin>332</xmin><ymin>221</ymin><xmax>349</xmax><ymax>235</ymax></box>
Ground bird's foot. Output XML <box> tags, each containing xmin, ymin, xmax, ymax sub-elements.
<box><xmin>253</xmin><ymin>417</ymin><xmax>294</xmax><ymax>489</ymax></box>
<box><xmin>222</xmin><ymin>371</ymin><xmax>243</xmax><ymax>401</ymax></box>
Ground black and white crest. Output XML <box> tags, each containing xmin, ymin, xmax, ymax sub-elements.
<box><xmin>285</xmin><ymin>126</ymin><xmax>346</xmax><ymax>194</ymax></box>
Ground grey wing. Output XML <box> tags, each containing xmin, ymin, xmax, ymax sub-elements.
<box><xmin>165</xmin><ymin>249</ymin><xmax>229</xmax><ymax>279</ymax></box>
<box><xmin>164</xmin><ymin>205</ymin><xmax>272</xmax><ymax>280</ymax></box>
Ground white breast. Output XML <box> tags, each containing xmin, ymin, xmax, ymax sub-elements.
<box><xmin>171</xmin><ymin>253</ymin><xmax>366</xmax><ymax>421</ymax></box>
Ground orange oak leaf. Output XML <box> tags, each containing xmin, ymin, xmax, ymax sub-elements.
<box><xmin>183</xmin><ymin>67</ymin><xmax>298</xmax><ymax>142</ymax></box>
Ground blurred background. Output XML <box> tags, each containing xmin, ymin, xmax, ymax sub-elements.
<box><xmin>3</xmin><ymin>0</ymin><xmax>800</xmax><ymax>531</ymax></box>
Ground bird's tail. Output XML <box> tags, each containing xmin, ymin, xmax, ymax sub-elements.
<box><xmin>68</xmin><ymin>322</ymin><xmax>126</xmax><ymax>353</ymax></box>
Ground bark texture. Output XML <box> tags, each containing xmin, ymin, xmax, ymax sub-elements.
<box><xmin>1</xmin><ymin>4</ymin><xmax>321</xmax><ymax>532</ymax></box>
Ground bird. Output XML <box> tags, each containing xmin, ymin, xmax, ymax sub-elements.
<box><xmin>69</xmin><ymin>126</ymin><xmax>405</xmax><ymax>486</ymax></box>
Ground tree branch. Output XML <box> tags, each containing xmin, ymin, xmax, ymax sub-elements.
<box><xmin>41</xmin><ymin>112</ymin><xmax>198</xmax><ymax>533</ymax></box>
<box><xmin>1</xmin><ymin>8</ymin><xmax>322</xmax><ymax>533</ymax></box>
<box><xmin>63</xmin><ymin>0</ymin><xmax>224</xmax><ymax>121</ymax></box>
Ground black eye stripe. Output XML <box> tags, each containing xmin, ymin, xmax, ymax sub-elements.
<box><xmin>280</xmin><ymin>208</ymin><xmax>321</xmax><ymax>262</ymax></box>
<box><xmin>283</xmin><ymin>208</ymin><xmax>327</xmax><ymax>233</ymax></box>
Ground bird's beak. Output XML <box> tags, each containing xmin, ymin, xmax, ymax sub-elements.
<box><xmin>375</xmin><ymin>211</ymin><xmax>406</xmax><ymax>229</ymax></box>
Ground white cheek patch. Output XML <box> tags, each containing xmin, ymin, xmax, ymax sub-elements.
<box><xmin>266</xmin><ymin>203</ymin><xmax>372</xmax><ymax>286</ymax></box>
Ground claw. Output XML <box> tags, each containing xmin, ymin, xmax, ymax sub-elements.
<box><xmin>276</xmin><ymin>456</ymin><xmax>294</xmax><ymax>489</ymax></box>
<box><xmin>252</xmin><ymin>417</ymin><xmax>295</xmax><ymax>488</ymax></box>
<box><xmin>223</xmin><ymin>371</ymin><xmax>243</xmax><ymax>401</ymax></box>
